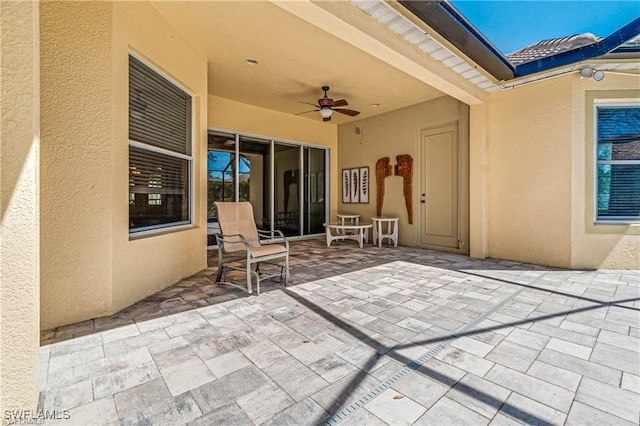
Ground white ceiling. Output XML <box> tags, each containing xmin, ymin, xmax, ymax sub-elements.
<box><xmin>151</xmin><ymin>1</ymin><xmax>445</xmax><ymax>125</ymax></box>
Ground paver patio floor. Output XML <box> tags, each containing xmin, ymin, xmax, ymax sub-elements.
<box><xmin>39</xmin><ymin>238</ymin><xmax>640</xmax><ymax>425</ymax></box>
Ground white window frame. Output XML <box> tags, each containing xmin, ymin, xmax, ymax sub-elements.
<box><xmin>128</xmin><ymin>53</ymin><xmax>194</xmax><ymax>236</ymax></box>
<box><xmin>593</xmin><ymin>99</ymin><xmax>640</xmax><ymax>224</ymax></box>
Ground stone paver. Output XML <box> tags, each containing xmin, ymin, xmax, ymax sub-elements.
<box><xmin>38</xmin><ymin>238</ymin><xmax>640</xmax><ymax>425</ymax></box>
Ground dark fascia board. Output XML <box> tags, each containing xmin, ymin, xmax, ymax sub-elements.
<box><xmin>398</xmin><ymin>0</ymin><xmax>515</xmax><ymax>81</ymax></box>
<box><xmin>399</xmin><ymin>1</ymin><xmax>639</xmax><ymax>82</ymax></box>
<box><xmin>515</xmin><ymin>18</ymin><xmax>640</xmax><ymax>77</ymax></box>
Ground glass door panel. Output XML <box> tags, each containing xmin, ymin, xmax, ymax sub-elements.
<box><xmin>304</xmin><ymin>147</ymin><xmax>326</xmax><ymax>235</ymax></box>
<box><xmin>239</xmin><ymin>136</ymin><xmax>271</xmax><ymax>231</ymax></box>
<box><xmin>207</xmin><ymin>131</ymin><xmax>236</xmax><ymax>245</ymax></box>
<box><xmin>274</xmin><ymin>143</ymin><xmax>301</xmax><ymax>237</ymax></box>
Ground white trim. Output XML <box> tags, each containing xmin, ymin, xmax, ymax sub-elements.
<box><xmin>234</xmin><ymin>133</ymin><xmax>240</xmax><ymax>202</ymax></box>
<box><xmin>299</xmin><ymin>145</ymin><xmax>304</xmax><ymax>233</ymax></box>
<box><xmin>270</xmin><ymin>140</ymin><xmax>275</xmax><ymax>232</ymax></box>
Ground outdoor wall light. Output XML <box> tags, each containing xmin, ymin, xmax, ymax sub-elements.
<box><xmin>579</xmin><ymin>67</ymin><xmax>605</xmax><ymax>81</ymax></box>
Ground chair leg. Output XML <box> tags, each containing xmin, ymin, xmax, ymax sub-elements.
<box><xmin>246</xmin><ymin>262</ymin><xmax>253</xmax><ymax>294</ymax></box>
<box><xmin>215</xmin><ymin>262</ymin><xmax>224</xmax><ymax>283</ymax></box>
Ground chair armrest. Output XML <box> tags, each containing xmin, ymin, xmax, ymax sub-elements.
<box><xmin>257</xmin><ymin>229</ymin><xmax>289</xmax><ymax>250</ymax></box>
<box><xmin>214</xmin><ymin>233</ymin><xmax>251</xmax><ymax>252</ymax></box>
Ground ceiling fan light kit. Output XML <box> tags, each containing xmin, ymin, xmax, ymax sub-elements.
<box><xmin>296</xmin><ymin>86</ymin><xmax>360</xmax><ymax>122</ymax></box>
<box><xmin>319</xmin><ymin>108</ymin><xmax>333</xmax><ymax>119</ymax></box>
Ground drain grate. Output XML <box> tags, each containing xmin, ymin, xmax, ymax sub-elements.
<box><xmin>320</xmin><ymin>287</ymin><xmax>524</xmax><ymax>425</ymax></box>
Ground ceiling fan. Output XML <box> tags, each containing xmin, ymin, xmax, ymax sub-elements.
<box><xmin>296</xmin><ymin>86</ymin><xmax>360</xmax><ymax>122</ymax></box>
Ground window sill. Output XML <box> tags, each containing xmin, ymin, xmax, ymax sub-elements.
<box><xmin>129</xmin><ymin>223</ymin><xmax>195</xmax><ymax>240</ymax></box>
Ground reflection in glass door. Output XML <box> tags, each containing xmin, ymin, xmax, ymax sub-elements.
<box><xmin>274</xmin><ymin>143</ymin><xmax>301</xmax><ymax>237</ymax></box>
<box><xmin>207</xmin><ymin>131</ymin><xmax>235</xmax><ymax>245</ymax></box>
<box><xmin>304</xmin><ymin>147</ymin><xmax>326</xmax><ymax>235</ymax></box>
<box><xmin>239</xmin><ymin>136</ymin><xmax>271</xmax><ymax>231</ymax></box>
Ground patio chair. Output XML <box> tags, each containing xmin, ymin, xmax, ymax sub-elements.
<box><xmin>213</xmin><ymin>201</ymin><xmax>290</xmax><ymax>295</ymax></box>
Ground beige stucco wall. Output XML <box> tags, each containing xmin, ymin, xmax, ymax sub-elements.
<box><xmin>337</xmin><ymin>96</ymin><xmax>468</xmax><ymax>247</ymax></box>
<box><xmin>487</xmin><ymin>77</ymin><xmax>573</xmax><ymax>267</ymax></box>
<box><xmin>40</xmin><ymin>1</ymin><xmax>208</xmax><ymax>329</ymax></box>
<box><xmin>207</xmin><ymin>95</ymin><xmax>339</xmax><ymax>218</ymax></box>
<box><xmin>487</xmin><ymin>72</ymin><xmax>640</xmax><ymax>269</ymax></box>
<box><xmin>1</xmin><ymin>0</ymin><xmax>40</xmax><ymax>416</ymax></box>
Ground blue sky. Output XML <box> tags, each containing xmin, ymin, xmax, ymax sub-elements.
<box><xmin>450</xmin><ymin>1</ymin><xmax>640</xmax><ymax>54</ymax></box>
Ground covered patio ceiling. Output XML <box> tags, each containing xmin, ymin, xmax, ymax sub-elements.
<box><xmin>151</xmin><ymin>1</ymin><xmax>469</xmax><ymax>125</ymax></box>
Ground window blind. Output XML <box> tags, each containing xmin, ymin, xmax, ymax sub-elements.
<box><xmin>129</xmin><ymin>56</ymin><xmax>192</xmax><ymax>155</ymax></box>
<box><xmin>596</xmin><ymin>106</ymin><xmax>640</xmax><ymax>221</ymax></box>
<box><xmin>129</xmin><ymin>54</ymin><xmax>192</xmax><ymax>232</ymax></box>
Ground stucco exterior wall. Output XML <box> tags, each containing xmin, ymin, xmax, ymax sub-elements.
<box><xmin>487</xmin><ymin>77</ymin><xmax>574</xmax><ymax>268</ymax></box>
<box><xmin>40</xmin><ymin>1</ymin><xmax>208</xmax><ymax>329</ymax></box>
<box><xmin>207</xmin><ymin>95</ymin><xmax>339</xmax><ymax>218</ymax></box>
<box><xmin>337</xmin><ymin>96</ymin><xmax>467</xmax><ymax>247</ymax></box>
<box><xmin>39</xmin><ymin>1</ymin><xmax>114</xmax><ymax>329</ymax></box>
<box><xmin>1</xmin><ymin>0</ymin><xmax>40</xmax><ymax>416</ymax></box>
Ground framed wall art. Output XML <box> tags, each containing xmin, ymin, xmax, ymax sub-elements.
<box><xmin>342</xmin><ymin>169</ymin><xmax>351</xmax><ymax>203</ymax></box>
<box><xmin>359</xmin><ymin>166</ymin><xmax>369</xmax><ymax>203</ymax></box>
<box><xmin>350</xmin><ymin>168</ymin><xmax>360</xmax><ymax>203</ymax></box>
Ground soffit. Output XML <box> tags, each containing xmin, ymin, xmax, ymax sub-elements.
<box><xmin>151</xmin><ymin>1</ymin><xmax>445</xmax><ymax>125</ymax></box>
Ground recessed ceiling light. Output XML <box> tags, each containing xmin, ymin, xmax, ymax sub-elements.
<box><xmin>246</xmin><ymin>59</ymin><xmax>258</xmax><ymax>66</ymax></box>
<box><xmin>371</xmin><ymin>103</ymin><xmax>380</xmax><ymax>107</ymax></box>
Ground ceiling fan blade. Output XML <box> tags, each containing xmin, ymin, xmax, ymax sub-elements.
<box><xmin>295</xmin><ymin>109</ymin><xmax>319</xmax><ymax>116</ymax></box>
<box><xmin>323</xmin><ymin>116</ymin><xmax>332</xmax><ymax>122</ymax></box>
<box><xmin>298</xmin><ymin>101</ymin><xmax>320</xmax><ymax>108</ymax></box>
<box><xmin>333</xmin><ymin>108</ymin><xmax>360</xmax><ymax>117</ymax></box>
<box><xmin>332</xmin><ymin>99</ymin><xmax>348</xmax><ymax>107</ymax></box>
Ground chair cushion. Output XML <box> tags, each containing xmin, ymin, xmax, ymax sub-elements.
<box><xmin>250</xmin><ymin>244</ymin><xmax>288</xmax><ymax>258</ymax></box>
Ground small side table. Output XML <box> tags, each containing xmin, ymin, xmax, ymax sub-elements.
<box><xmin>371</xmin><ymin>216</ymin><xmax>399</xmax><ymax>247</ymax></box>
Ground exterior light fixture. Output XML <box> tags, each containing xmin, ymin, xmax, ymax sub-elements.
<box><xmin>319</xmin><ymin>108</ymin><xmax>333</xmax><ymax>119</ymax></box>
<box><xmin>246</xmin><ymin>59</ymin><xmax>258</xmax><ymax>66</ymax></box>
<box><xmin>579</xmin><ymin>67</ymin><xmax>604</xmax><ymax>81</ymax></box>
<box><xmin>592</xmin><ymin>70</ymin><xmax>605</xmax><ymax>81</ymax></box>
<box><xmin>371</xmin><ymin>103</ymin><xmax>380</xmax><ymax>107</ymax></box>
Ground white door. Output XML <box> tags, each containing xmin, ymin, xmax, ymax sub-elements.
<box><xmin>420</xmin><ymin>125</ymin><xmax>459</xmax><ymax>249</ymax></box>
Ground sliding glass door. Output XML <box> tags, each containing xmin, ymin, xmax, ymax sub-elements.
<box><xmin>207</xmin><ymin>130</ymin><xmax>328</xmax><ymax>245</ymax></box>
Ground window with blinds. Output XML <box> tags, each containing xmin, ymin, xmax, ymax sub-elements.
<box><xmin>129</xmin><ymin>54</ymin><xmax>192</xmax><ymax>233</ymax></box>
<box><xmin>595</xmin><ymin>103</ymin><xmax>640</xmax><ymax>222</ymax></box>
